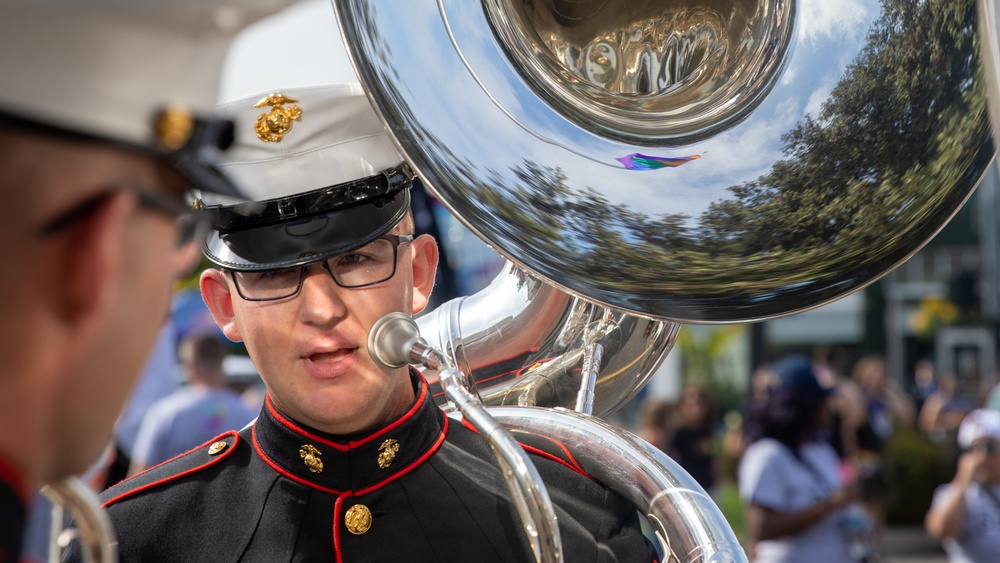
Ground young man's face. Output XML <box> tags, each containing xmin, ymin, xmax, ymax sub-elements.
<box><xmin>202</xmin><ymin>223</ymin><xmax>438</xmax><ymax>436</ymax></box>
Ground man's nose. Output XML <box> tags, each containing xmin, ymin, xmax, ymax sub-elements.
<box><xmin>298</xmin><ymin>264</ymin><xmax>347</xmax><ymax>325</ymax></box>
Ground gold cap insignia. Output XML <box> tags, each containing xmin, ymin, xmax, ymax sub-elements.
<box><xmin>207</xmin><ymin>441</ymin><xmax>228</xmax><ymax>456</ymax></box>
<box><xmin>344</xmin><ymin>504</ymin><xmax>373</xmax><ymax>535</ymax></box>
<box><xmin>253</xmin><ymin>93</ymin><xmax>302</xmax><ymax>143</ymax></box>
<box><xmin>299</xmin><ymin>444</ymin><xmax>324</xmax><ymax>474</ymax></box>
<box><xmin>153</xmin><ymin>104</ymin><xmax>195</xmax><ymax>151</ymax></box>
<box><xmin>377</xmin><ymin>439</ymin><xmax>400</xmax><ymax>469</ymax></box>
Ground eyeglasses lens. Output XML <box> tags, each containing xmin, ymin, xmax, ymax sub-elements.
<box><xmin>327</xmin><ymin>238</ymin><xmax>397</xmax><ymax>287</ymax></box>
<box><xmin>232</xmin><ymin>237</ymin><xmax>402</xmax><ymax>301</ymax></box>
<box><xmin>134</xmin><ymin>190</ymin><xmax>208</xmax><ymax>276</ymax></box>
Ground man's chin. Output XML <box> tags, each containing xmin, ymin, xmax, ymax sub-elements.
<box><xmin>298</xmin><ymin>398</ymin><xmax>378</xmax><ymax>435</ymax></box>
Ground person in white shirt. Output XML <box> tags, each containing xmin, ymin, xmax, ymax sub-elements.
<box><xmin>926</xmin><ymin>408</ymin><xmax>1000</xmax><ymax>562</ymax></box>
<box><xmin>130</xmin><ymin>332</ymin><xmax>256</xmax><ymax>473</ymax></box>
<box><xmin>739</xmin><ymin>354</ymin><xmax>867</xmax><ymax>562</ymax></box>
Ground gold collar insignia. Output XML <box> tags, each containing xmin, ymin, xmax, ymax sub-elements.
<box><xmin>377</xmin><ymin>439</ymin><xmax>400</xmax><ymax>469</ymax></box>
<box><xmin>299</xmin><ymin>444</ymin><xmax>324</xmax><ymax>474</ymax></box>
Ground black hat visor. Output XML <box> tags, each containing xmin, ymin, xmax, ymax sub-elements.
<box><xmin>203</xmin><ymin>167</ymin><xmax>412</xmax><ymax>270</ymax></box>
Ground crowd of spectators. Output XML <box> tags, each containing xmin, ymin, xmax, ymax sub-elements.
<box><xmin>631</xmin><ymin>347</ymin><xmax>1000</xmax><ymax>562</ymax></box>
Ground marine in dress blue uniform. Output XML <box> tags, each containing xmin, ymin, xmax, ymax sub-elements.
<box><xmin>68</xmin><ymin>372</ymin><xmax>653</xmax><ymax>562</ymax></box>
<box><xmin>64</xmin><ymin>3</ymin><xmax>656</xmax><ymax>559</ymax></box>
<box><xmin>62</xmin><ymin>86</ymin><xmax>654</xmax><ymax>558</ymax></box>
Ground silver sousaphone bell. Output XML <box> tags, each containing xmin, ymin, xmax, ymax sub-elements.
<box><xmin>337</xmin><ymin>0</ymin><xmax>995</xmax><ymax>561</ymax></box>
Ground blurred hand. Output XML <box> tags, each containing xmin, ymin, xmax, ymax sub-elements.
<box><xmin>828</xmin><ymin>481</ymin><xmax>863</xmax><ymax>510</ymax></box>
<box><xmin>955</xmin><ymin>448</ymin><xmax>988</xmax><ymax>486</ymax></box>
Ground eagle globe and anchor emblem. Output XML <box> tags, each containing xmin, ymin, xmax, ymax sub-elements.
<box><xmin>299</xmin><ymin>444</ymin><xmax>324</xmax><ymax>474</ymax></box>
<box><xmin>254</xmin><ymin>93</ymin><xmax>302</xmax><ymax>143</ymax></box>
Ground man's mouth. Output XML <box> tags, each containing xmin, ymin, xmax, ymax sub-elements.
<box><xmin>309</xmin><ymin>348</ymin><xmax>355</xmax><ymax>363</ymax></box>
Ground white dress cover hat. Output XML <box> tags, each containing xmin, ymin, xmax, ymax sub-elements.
<box><xmin>0</xmin><ymin>0</ymin><xmax>300</xmax><ymax>196</ymax></box>
<box><xmin>201</xmin><ymin>0</ymin><xmax>413</xmax><ymax>270</ymax></box>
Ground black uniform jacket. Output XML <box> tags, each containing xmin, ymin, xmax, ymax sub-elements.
<box><xmin>67</xmin><ymin>373</ymin><xmax>655</xmax><ymax>562</ymax></box>
<box><xmin>0</xmin><ymin>456</ymin><xmax>27</xmax><ymax>563</ymax></box>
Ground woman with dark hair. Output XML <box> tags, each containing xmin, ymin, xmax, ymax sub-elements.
<box><xmin>667</xmin><ymin>385</ymin><xmax>719</xmax><ymax>495</ymax></box>
<box><xmin>738</xmin><ymin>354</ymin><xmax>868</xmax><ymax>562</ymax></box>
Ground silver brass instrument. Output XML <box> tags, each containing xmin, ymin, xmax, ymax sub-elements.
<box><xmin>333</xmin><ymin>0</ymin><xmax>991</xmax><ymax>323</ymax></box>
<box><xmin>334</xmin><ymin>0</ymin><xmax>995</xmax><ymax>561</ymax></box>
<box><xmin>51</xmin><ymin>0</ymin><xmax>999</xmax><ymax>560</ymax></box>
<box><xmin>370</xmin><ymin>313</ymin><xmax>565</xmax><ymax>563</ymax></box>
<box><xmin>981</xmin><ymin>0</ymin><xmax>1000</xmax><ymax>136</ymax></box>
<box><xmin>41</xmin><ymin>477</ymin><xmax>116</xmax><ymax>563</ymax></box>
<box><xmin>415</xmin><ymin>260</ymin><xmax>680</xmax><ymax>417</ymax></box>
<box><xmin>369</xmin><ymin>312</ymin><xmax>742</xmax><ymax>563</ymax></box>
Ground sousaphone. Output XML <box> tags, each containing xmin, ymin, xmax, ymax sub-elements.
<box><xmin>336</xmin><ymin>0</ymin><xmax>993</xmax><ymax>561</ymax></box>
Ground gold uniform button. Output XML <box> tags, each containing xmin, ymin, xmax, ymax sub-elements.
<box><xmin>344</xmin><ymin>504</ymin><xmax>373</xmax><ymax>535</ymax></box>
<box><xmin>207</xmin><ymin>441</ymin><xmax>228</xmax><ymax>455</ymax></box>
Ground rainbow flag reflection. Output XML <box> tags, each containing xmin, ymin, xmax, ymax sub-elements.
<box><xmin>616</xmin><ymin>153</ymin><xmax>702</xmax><ymax>170</ymax></box>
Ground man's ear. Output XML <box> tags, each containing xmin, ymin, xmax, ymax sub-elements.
<box><xmin>409</xmin><ymin>234</ymin><xmax>439</xmax><ymax>315</ymax></box>
<box><xmin>58</xmin><ymin>193</ymin><xmax>134</xmax><ymax>328</ymax></box>
<box><xmin>200</xmin><ymin>269</ymin><xmax>243</xmax><ymax>342</ymax></box>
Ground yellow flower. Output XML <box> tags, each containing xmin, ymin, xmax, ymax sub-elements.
<box><xmin>909</xmin><ymin>296</ymin><xmax>958</xmax><ymax>339</ymax></box>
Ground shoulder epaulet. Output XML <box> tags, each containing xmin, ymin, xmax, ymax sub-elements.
<box><xmin>101</xmin><ymin>431</ymin><xmax>242</xmax><ymax>508</ymax></box>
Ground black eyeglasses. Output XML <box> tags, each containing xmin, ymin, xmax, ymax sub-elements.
<box><xmin>39</xmin><ymin>187</ymin><xmax>209</xmax><ymax>277</ymax></box>
<box><xmin>40</xmin><ymin>187</ymin><xmax>207</xmax><ymax>248</ymax></box>
<box><xmin>229</xmin><ymin>234</ymin><xmax>414</xmax><ymax>301</ymax></box>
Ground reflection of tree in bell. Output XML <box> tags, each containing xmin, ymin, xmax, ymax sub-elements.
<box><xmin>702</xmin><ymin>0</ymin><xmax>986</xmax><ymax>263</ymax></box>
<box><xmin>474</xmin><ymin>0</ymin><xmax>989</xmax><ymax>314</ymax></box>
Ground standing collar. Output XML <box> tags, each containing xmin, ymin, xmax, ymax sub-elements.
<box><xmin>0</xmin><ymin>454</ymin><xmax>29</xmax><ymax>507</ymax></box>
<box><xmin>252</xmin><ymin>370</ymin><xmax>447</xmax><ymax>493</ymax></box>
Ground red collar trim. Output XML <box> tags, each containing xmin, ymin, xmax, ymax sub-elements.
<box><xmin>0</xmin><ymin>455</ymin><xmax>29</xmax><ymax>507</ymax></box>
<box><xmin>264</xmin><ymin>395</ymin><xmax>348</xmax><ymax>451</ymax></box>
<box><xmin>263</xmin><ymin>374</ymin><xmax>429</xmax><ymax>448</ymax></box>
<box><xmin>355</xmin><ymin>414</ymin><xmax>447</xmax><ymax>496</ymax></box>
<box><xmin>349</xmin><ymin>378</ymin><xmax>427</xmax><ymax>447</ymax></box>
<box><xmin>251</xmin><ymin>372</ymin><xmax>445</xmax><ymax>493</ymax></box>
<box><xmin>251</xmin><ymin>424</ymin><xmax>343</xmax><ymax>494</ymax></box>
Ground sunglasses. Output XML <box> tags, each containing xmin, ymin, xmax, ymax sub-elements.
<box><xmin>967</xmin><ymin>441</ymin><xmax>1000</xmax><ymax>455</ymax></box>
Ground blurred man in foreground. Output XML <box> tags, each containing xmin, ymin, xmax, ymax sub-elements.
<box><xmin>0</xmin><ymin>0</ymin><xmax>295</xmax><ymax>559</ymax></box>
